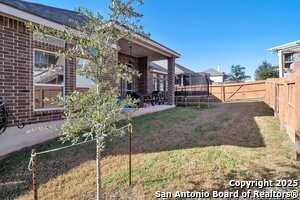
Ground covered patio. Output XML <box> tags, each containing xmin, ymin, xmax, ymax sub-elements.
<box><xmin>118</xmin><ymin>38</ymin><xmax>180</xmax><ymax>105</ymax></box>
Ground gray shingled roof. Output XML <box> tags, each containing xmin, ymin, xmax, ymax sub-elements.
<box><xmin>202</xmin><ymin>68</ymin><xmax>224</xmax><ymax>76</ymax></box>
<box><xmin>149</xmin><ymin>63</ymin><xmax>167</xmax><ymax>74</ymax></box>
<box><xmin>0</xmin><ymin>0</ymin><xmax>181</xmax><ymax>57</ymax></box>
<box><xmin>0</xmin><ymin>0</ymin><xmax>87</xmax><ymax>28</ymax></box>
<box><xmin>176</xmin><ymin>63</ymin><xmax>196</xmax><ymax>75</ymax></box>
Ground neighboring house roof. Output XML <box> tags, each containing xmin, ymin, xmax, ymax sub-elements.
<box><xmin>0</xmin><ymin>0</ymin><xmax>87</xmax><ymax>28</ymax></box>
<box><xmin>269</xmin><ymin>40</ymin><xmax>300</xmax><ymax>52</ymax></box>
<box><xmin>201</xmin><ymin>68</ymin><xmax>224</xmax><ymax>77</ymax></box>
<box><xmin>175</xmin><ymin>63</ymin><xmax>196</xmax><ymax>75</ymax></box>
<box><xmin>149</xmin><ymin>62</ymin><xmax>167</xmax><ymax>74</ymax></box>
<box><xmin>151</xmin><ymin>60</ymin><xmax>196</xmax><ymax>75</ymax></box>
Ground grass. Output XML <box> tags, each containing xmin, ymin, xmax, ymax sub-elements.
<box><xmin>1</xmin><ymin>102</ymin><xmax>299</xmax><ymax>199</ymax></box>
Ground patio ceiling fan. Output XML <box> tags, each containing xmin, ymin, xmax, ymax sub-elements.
<box><xmin>127</xmin><ymin>46</ymin><xmax>134</xmax><ymax>67</ymax></box>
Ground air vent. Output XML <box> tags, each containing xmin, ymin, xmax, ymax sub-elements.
<box><xmin>33</xmin><ymin>33</ymin><xmax>65</xmax><ymax>48</ymax></box>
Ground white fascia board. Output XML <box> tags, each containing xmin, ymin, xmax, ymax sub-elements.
<box><xmin>268</xmin><ymin>40</ymin><xmax>300</xmax><ymax>52</ymax></box>
<box><xmin>0</xmin><ymin>3</ymin><xmax>66</xmax><ymax>31</ymax></box>
<box><xmin>150</xmin><ymin>69</ymin><xmax>167</xmax><ymax>75</ymax></box>
<box><xmin>115</xmin><ymin>24</ymin><xmax>180</xmax><ymax>58</ymax></box>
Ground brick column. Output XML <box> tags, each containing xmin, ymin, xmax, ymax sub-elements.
<box><xmin>138</xmin><ymin>56</ymin><xmax>151</xmax><ymax>95</ymax></box>
<box><xmin>167</xmin><ymin>57</ymin><xmax>175</xmax><ymax>105</ymax></box>
<box><xmin>65</xmin><ymin>57</ymin><xmax>76</xmax><ymax>95</ymax></box>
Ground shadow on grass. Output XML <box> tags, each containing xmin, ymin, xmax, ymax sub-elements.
<box><xmin>108</xmin><ymin>101</ymin><xmax>271</xmax><ymax>156</ymax></box>
<box><xmin>0</xmin><ymin>138</ymin><xmax>96</xmax><ymax>199</ymax></box>
<box><xmin>0</xmin><ymin>101</ymin><xmax>274</xmax><ymax>198</ymax></box>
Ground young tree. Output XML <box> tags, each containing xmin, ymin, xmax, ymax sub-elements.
<box><xmin>255</xmin><ymin>60</ymin><xmax>279</xmax><ymax>80</ymax></box>
<box><xmin>225</xmin><ymin>65</ymin><xmax>251</xmax><ymax>82</ymax></box>
<box><xmin>27</xmin><ymin>0</ymin><xmax>146</xmax><ymax>199</ymax></box>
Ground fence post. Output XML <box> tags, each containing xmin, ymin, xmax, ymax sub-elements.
<box><xmin>221</xmin><ymin>84</ymin><xmax>225</xmax><ymax>102</ymax></box>
<box><xmin>31</xmin><ymin>149</ymin><xmax>38</xmax><ymax>200</ymax></box>
<box><xmin>280</xmin><ymin>80</ymin><xmax>288</xmax><ymax>131</ymax></box>
<box><xmin>295</xmin><ymin>73</ymin><xmax>300</xmax><ymax>161</ymax></box>
<box><xmin>128</xmin><ymin>123</ymin><xmax>132</xmax><ymax>186</ymax></box>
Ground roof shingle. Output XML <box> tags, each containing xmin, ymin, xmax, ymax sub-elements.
<box><xmin>0</xmin><ymin>0</ymin><xmax>87</xmax><ymax>28</ymax></box>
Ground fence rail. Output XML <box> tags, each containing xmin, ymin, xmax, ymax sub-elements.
<box><xmin>265</xmin><ymin>71</ymin><xmax>300</xmax><ymax>160</ymax></box>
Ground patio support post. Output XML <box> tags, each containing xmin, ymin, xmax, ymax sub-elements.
<box><xmin>167</xmin><ymin>56</ymin><xmax>176</xmax><ymax>105</ymax></box>
<box><xmin>278</xmin><ymin>50</ymin><xmax>284</xmax><ymax>78</ymax></box>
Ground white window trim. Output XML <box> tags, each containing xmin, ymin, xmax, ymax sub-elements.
<box><xmin>76</xmin><ymin>57</ymin><xmax>95</xmax><ymax>89</ymax></box>
<box><xmin>76</xmin><ymin>85</ymin><xmax>92</xmax><ymax>89</ymax></box>
<box><xmin>33</xmin><ymin>32</ymin><xmax>65</xmax><ymax>48</ymax></box>
<box><xmin>33</xmin><ymin>49</ymin><xmax>66</xmax><ymax>111</ymax></box>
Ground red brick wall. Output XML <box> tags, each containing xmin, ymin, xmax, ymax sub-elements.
<box><xmin>0</xmin><ymin>15</ymin><xmax>146</xmax><ymax>126</ymax></box>
<box><xmin>0</xmin><ymin>15</ymin><xmax>67</xmax><ymax>126</ymax></box>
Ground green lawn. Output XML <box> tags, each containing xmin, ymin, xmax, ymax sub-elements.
<box><xmin>0</xmin><ymin>102</ymin><xmax>299</xmax><ymax>199</ymax></box>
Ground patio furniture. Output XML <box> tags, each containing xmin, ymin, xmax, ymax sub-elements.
<box><xmin>128</xmin><ymin>92</ymin><xmax>144</xmax><ymax>108</ymax></box>
<box><xmin>143</xmin><ymin>95</ymin><xmax>155</xmax><ymax>106</ymax></box>
<box><xmin>152</xmin><ymin>91</ymin><xmax>165</xmax><ymax>105</ymax></box>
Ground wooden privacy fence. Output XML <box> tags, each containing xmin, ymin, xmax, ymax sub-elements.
<box><xmin>176</xmin><ymin>81</ymin><xmax>266</xmax><ymax>102</ymax></box>
<box><xmin>265</xmin><ymin>71</ymin><xmax>300</xmax><ymax>160</ymax></box>
<box><xmin>211</xmin><ymin>81</ymin><xmax>265</xmax><ymax>101</ymax></box>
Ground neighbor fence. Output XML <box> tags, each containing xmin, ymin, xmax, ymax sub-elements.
<box><xmin>265</xmin><ymin>71</ymin><xmax>300</xmax><ymax>160</ymax></box>
<box><xmin>211</xmin><ymin>81</ymin><xmax>266</xmax><ymax>101</ymax></box>
<box><xmin>175</xmin><ymin>81</ymin><xmax>266</xmax><ymax>102</ymax></box>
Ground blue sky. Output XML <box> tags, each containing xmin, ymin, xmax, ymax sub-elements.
<box><xmin>29</xmin><ymin>0</ymin><xmax>300</xmax><ymax>80</ymax></box>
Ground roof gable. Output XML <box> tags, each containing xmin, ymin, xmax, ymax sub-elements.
<box><xmin>152</xmin><ymin>60</ymin><xmax>196</xmax><ymax>75</ymax></box>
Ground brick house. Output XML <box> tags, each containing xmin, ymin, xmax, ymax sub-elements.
<box><xmin>0</xmin><ymin>0</ymin><xmax>180</xmax><ymax>129</ymax></box>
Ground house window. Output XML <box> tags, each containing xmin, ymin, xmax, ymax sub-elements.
<box><xmin>153</xmin><ymin>73</ymin><xmax>167</xmax><ymax>92</ymax></box>
<box><xmin>34</xmin><ymin>50</ymin><xmax>65</xmax><ymax>110</ymax></box>
<box><xmin>153</xmin><ymin>79</ymin><xmax>158</xmax><ymax>91</ymax></box>
<box><xmin>153</xmin><ymin>73</ymin><xmax>158</xmax><ymax>91</ymax></box>
<box><xmin>76</xmin><ymin>58</ymin><xmax>94</xmax><ymax>88</ymax></box>
<box><xmin>159</xmin><ymin>74</ymin><xmax>165</xmax><ymax>91</ymax></box>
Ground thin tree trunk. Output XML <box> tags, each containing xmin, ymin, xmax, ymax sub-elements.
<box><xmin>96</xmin><ymin>84</ymin><xmax>101</xmax><ymax>200</ymax></box>
<box><xmin>96</xmin><ymin>134</ymin><xmax>101</xmax><ymax>200</ymax></box>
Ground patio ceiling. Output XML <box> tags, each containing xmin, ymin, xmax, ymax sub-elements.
<box><xmin>119</xmin><ymin>38</ymin><xmax>174</xmax><ymax>62</ymax></box>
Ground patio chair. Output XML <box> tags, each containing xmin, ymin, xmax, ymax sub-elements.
<box><xmin>151</xmin><ymin>91</ymin><xmax>165</xmax><ymax>105</ymax></box>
